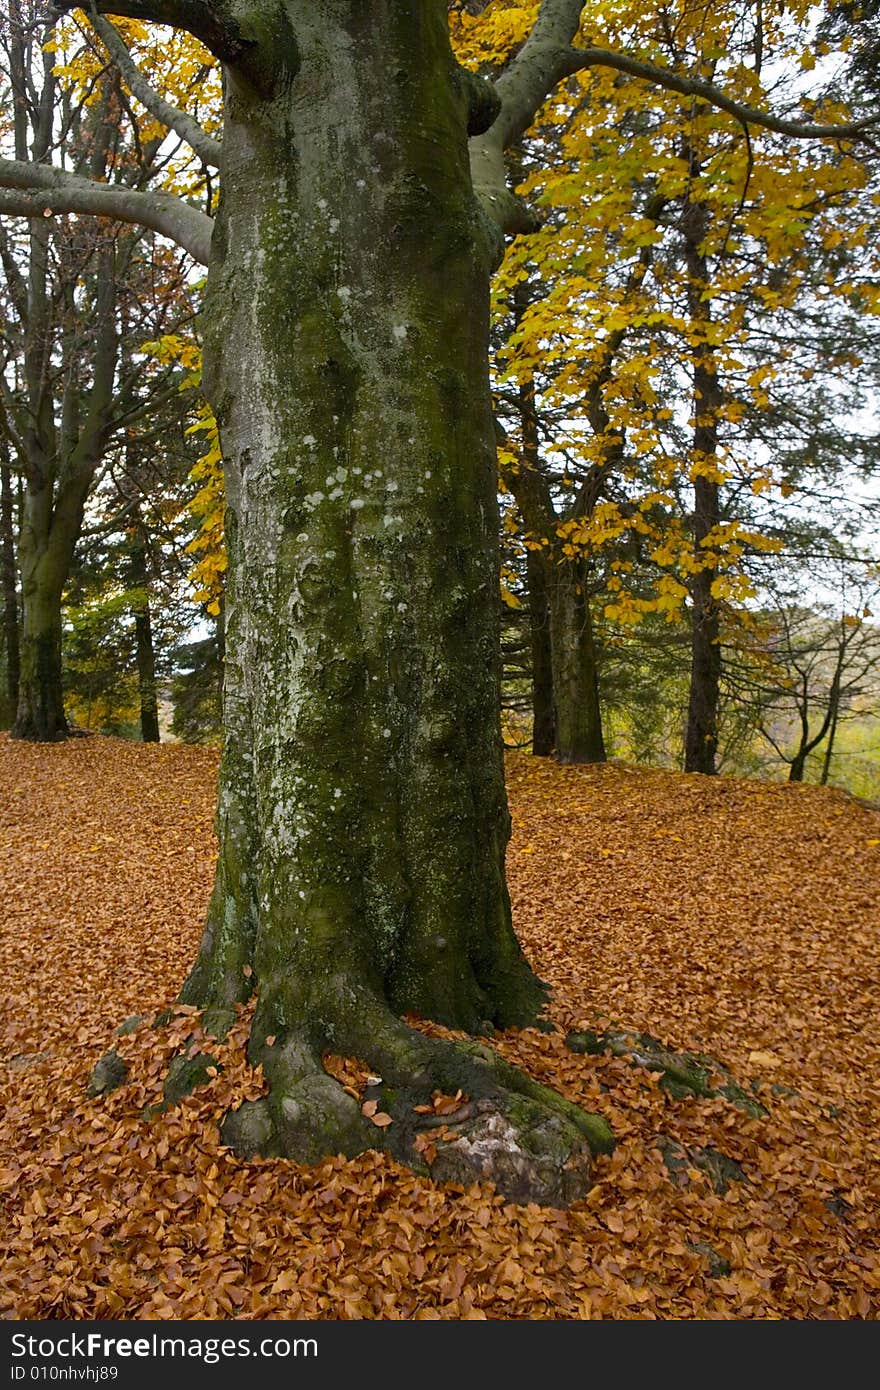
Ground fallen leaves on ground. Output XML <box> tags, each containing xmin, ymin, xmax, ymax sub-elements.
<box><xmin>0</xmin><ymin>736</ymin><xmax>878</xmax><ymax>1319</ymax></box>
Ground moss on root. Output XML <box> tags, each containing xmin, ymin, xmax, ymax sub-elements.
<box><xmin>215</xmin><ymin>1010</ymin><xmax>615</xmax><ymax>1207</ymax></box>
<box><xmin>659</xmin><ymin>1136</ymin><xmax>747</xmax><ymax>1195</ymax></box>
<box><xmin>566</xmin><ymin>1028</ymin><xmax>768</xmax><ymax>1119</ymax></box>
<box><xmin>86</xmin><ymin>1049</ymin><xmax>128</xmax><ymax>1098</ymax></box>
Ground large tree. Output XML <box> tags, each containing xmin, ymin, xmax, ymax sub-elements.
<box><xmin>2</xmin><ymin>0</ymin><xmax>875</xmax><ymax>1202</ymax></box>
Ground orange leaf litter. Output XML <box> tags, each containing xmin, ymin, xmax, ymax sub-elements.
<box><xmin>1</xmin><ymin>736</ymin><xmax>878</xmax><ymax>1319</ymax></box>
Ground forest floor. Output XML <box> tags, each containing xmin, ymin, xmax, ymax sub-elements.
<box><xmin>1</xmin><ymin>735</ymin><xmax>878</xmax><ymax>1320</ymax></box>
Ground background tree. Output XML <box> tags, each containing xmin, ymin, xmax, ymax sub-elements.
<box><xmin>62</xmin><ymin>416</ymin><xmax>202</xmax><ymax>737</ymax></box>
<box><xmin>486</xmin><ymin>0</ymin><xmax>879</xmax><ymax>776</ymax></box>
<box><xmin>0</xmin><ymin>1</ymin><xmax>206</xmax><ymax>738</ymax></box>
<box><xmin>722</xmin><ymin>552</ymin><xmax>880</xmax><ymax>783</ymax></box>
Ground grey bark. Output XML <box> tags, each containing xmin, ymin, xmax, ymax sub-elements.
<box><xmin>168</xmin><ymin>0</ymin><xmax>612</xmax><ymax>1195</ymax></box>
<box><xmin>0</xmin><ymin>457</ymin><xmax>20</xmax><ymax>718</ymax></box>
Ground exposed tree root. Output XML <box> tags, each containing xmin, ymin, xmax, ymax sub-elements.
<box><xmin>88</xmin><ymin>995</ymin><xmax>615</xmax><ymax>1207</ymax></box>
<box><xmin>658</xmin><ymin>1136</ymin><xmax>747</xmax><ymax>1195</ymax></box>
<box><xmin>566</xmin><ymin>1028</ymin><xmax>768</xmax><ymax>1118</ymax></box>
<box><xmin>217</xmin><ymin>1004</ymin><xmax>615</xmax><ymax>1208</ymax></box>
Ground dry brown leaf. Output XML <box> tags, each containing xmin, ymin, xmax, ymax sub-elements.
<box><xmin>0</xmin><ymin>737</ymin><xmax>876</xmax><ymax>1322</ymax></box>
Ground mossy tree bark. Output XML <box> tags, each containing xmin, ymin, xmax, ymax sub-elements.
<box><xmin>14</xmin><ymin>528</ymin><xmax>70</xmax><ymax>741</ymax></box>
<box><xmin>0</xmin><ymin>459</ymin><xmax>20</xmax><ymax>723</ymax></box>
<box><xmin>172</xmin><ymin>0</ymin><xmax>610</xmax><ymax>1202</ymax></box>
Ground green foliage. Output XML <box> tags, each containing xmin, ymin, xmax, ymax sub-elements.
<box><xmin>63</xmin><ymin>586</ymin><xmax>143</xmax><ymax>736</ymax></box>
<box><xmin>169</xmin><ymin>634</ymin><xmax>223</xmax><ymax>744</ymax></box>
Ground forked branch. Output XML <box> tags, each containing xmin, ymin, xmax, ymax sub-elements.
<box><xmin>89</xmin><ymin>11</ymin><xmax>223</xmax><ymax>167</ymax></box>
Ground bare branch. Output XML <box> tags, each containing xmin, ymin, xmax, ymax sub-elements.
<box><xmin>88</xmin><ymin>12</ymin><xmax>222</xmax><ymax>168</ymax></box>
<box><xmin>562</xmin><ymin>45</ymin><xmax>880</xmax><ymax>143</ymax></box>
<box><xmin>0</xmin><ymin>159</ymin><xmax>213</xmax><ymax>264</ymax></box>
<box><xmin>0</xmin><ymin>221</ymin><xmax>29</xmax><ymax>323</ymax></box>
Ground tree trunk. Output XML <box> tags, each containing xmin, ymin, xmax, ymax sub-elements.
<box><xmin>682</xmin><ymin>182</ymin><xmax>722</xmax><ymax>777</ymax></box>
<box><xmin>130</xmin><ymin>536</ymin><xmax>160</xmax><ymax>743</ymax></box>
<box><xmin>819</xmin><ymin>702</ymin><xmax>840</xmax><ymax>785</ymax></box>
<box><xmin>12</xmin><ymin>482</ymin><xmax>70</xmax><ymax>742</ymax></box>
<box><xmin>134</xmin><ymin>602</ymin><xmax>160</xmax><ymax>742</ymax></box>
<box><xmin>526</xmin><ymin>547</ymin><xmax>555</xmax><ymax>756</ymax></box>
<box><xmin>511</xmin><ymin>355</ymin><xmax>604</xmax><ymax>765</ymax></box>
<box><xmin>1</xmin><ymin>464</ymin><xmax>20</xmax><ymax>719</ymax></box>
<box><xmin>11</xmin><ymin>229</ymin><xmax>117</xmax><ymax>742</ymax></box>
<box><xmin>548</xmin><ymin>559</ymin><xmax>606</xmax><ymax>764</ymax></box>
<box><xmin>684</xmin><ymin>475</ymin><xmax>721</xmax><ymax>775</ymax></box>
<box><xmin>172</xmin><ymin>1</ymin><xmax>610</xmax><ymax>1203</ymax></box>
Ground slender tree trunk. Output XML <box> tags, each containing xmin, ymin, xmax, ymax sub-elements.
<box><xmin>1</xmin><ymin>464</ymin><xmax>20</xmax><ymax>719</ymax></box>
<box><xmin>526</xmin><ymin>547</ymin><xmax>555</xmax><ymax>755</ymax></box>
<box><xmin>790</xmin><ymin>657</ymin><xmax>842</xmax><ymax>784</ymax></box>
<box><xmin>12</xmin><ymin>482</ymin><xmax>70</xmax><ymax>741</ymax></box>
<box><xmin>171</xmin><ymin>1</ymin><xmax>609</xmax><ymax>1201</ymax></box>
<box><xmin>819</xmin><ymin>703</ymin><xmax>840</xmax><ymax>785</ymax></box>
<box><xmin>129</xmin><ymin>536</ymin><xmax>160</xmax><ymax>742</ymax></box>
<box><xmin>512</xmin><ymin>346</ymin><xmax>604</xmax><ymax>763</ymax></box>
<box><xmin>685</xmin><ymin>474</ymin><xmax>722</xmax><ymax>774</ymax></box>
<box><xmin>11</xmin><ymin>441</ymin><xmax>105</xmax><ymax>741</ymax></box>
<box><xmin>134</xmin><ymin>601</ymin><xmax>160</xmax><ymax>742</ymax></box>
<box><xmin>8</xmin><ymin>0</ymin><xmax>68</xmax><ymax>741</ymax></box>
<box><xmin>511</xmin><ymin>287</ymin><xmax>554</xmax><ymax>759</ymax></box>
<box><xmin>682</xmin><ymin>186</ymin><xmax>722</xmax><ymax>776</ymax></box>
<box><xmin>548</xmin><ymin>559</ymin><xmax>606</xmax><ymax>764</ymax></box>
<box><xmin>9</xmin><ymin>56</ymin><xmax>122</xmax><ymax>742</ymax></box>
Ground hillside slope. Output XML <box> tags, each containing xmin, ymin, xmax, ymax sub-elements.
<box><xmin>1</xmin><ymin>736</ymin><xmax>877</xmax><ymax>1318</ymax></box>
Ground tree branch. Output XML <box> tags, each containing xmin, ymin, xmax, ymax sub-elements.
<box><xmin>52</xmin><ymin>0</ymin><xmax>253</xmax><ymax>68</ymax></box>
<box><xmin>54</xmin><ymin>0</ymin><xmax>299</xmax><ymax>94</ymax></box>
<box><xmin>0</xmin><ymin>159</ymin><xmax>213</xmax><ymax>264</ymax></box>
<box><xmin>0</xmin><ymin>221</ymin><xmax>29</xmax><ymax>324</ymax></box>
<box><xmin>492</xmin><ymin>0</ymin><xmax>587</xmax><ymax>148</ymax></box>
<box><xmin>88</xmin><ymin>12</ymin><xmax>222</xmax><ymax>168</ymax></box>
<box><xmin>562</xmin><ymin>45</ymin><xmax>880</xmax><ymax>142</ymax></box>
<box><xmin>468</xmin><ymin>0</ymin><xmax>876</xmax><ymax>239</ymax></box>
<box><xmin>468</xmin><ymin>0</ymin><xmax>586</xmax><ymax>234</ymax></box>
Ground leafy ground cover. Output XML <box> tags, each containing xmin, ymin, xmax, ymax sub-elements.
<box><xmin>1</xmin><ymin>736</ymin><xmax>878</xmax><ymax>1319</ymax></box>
